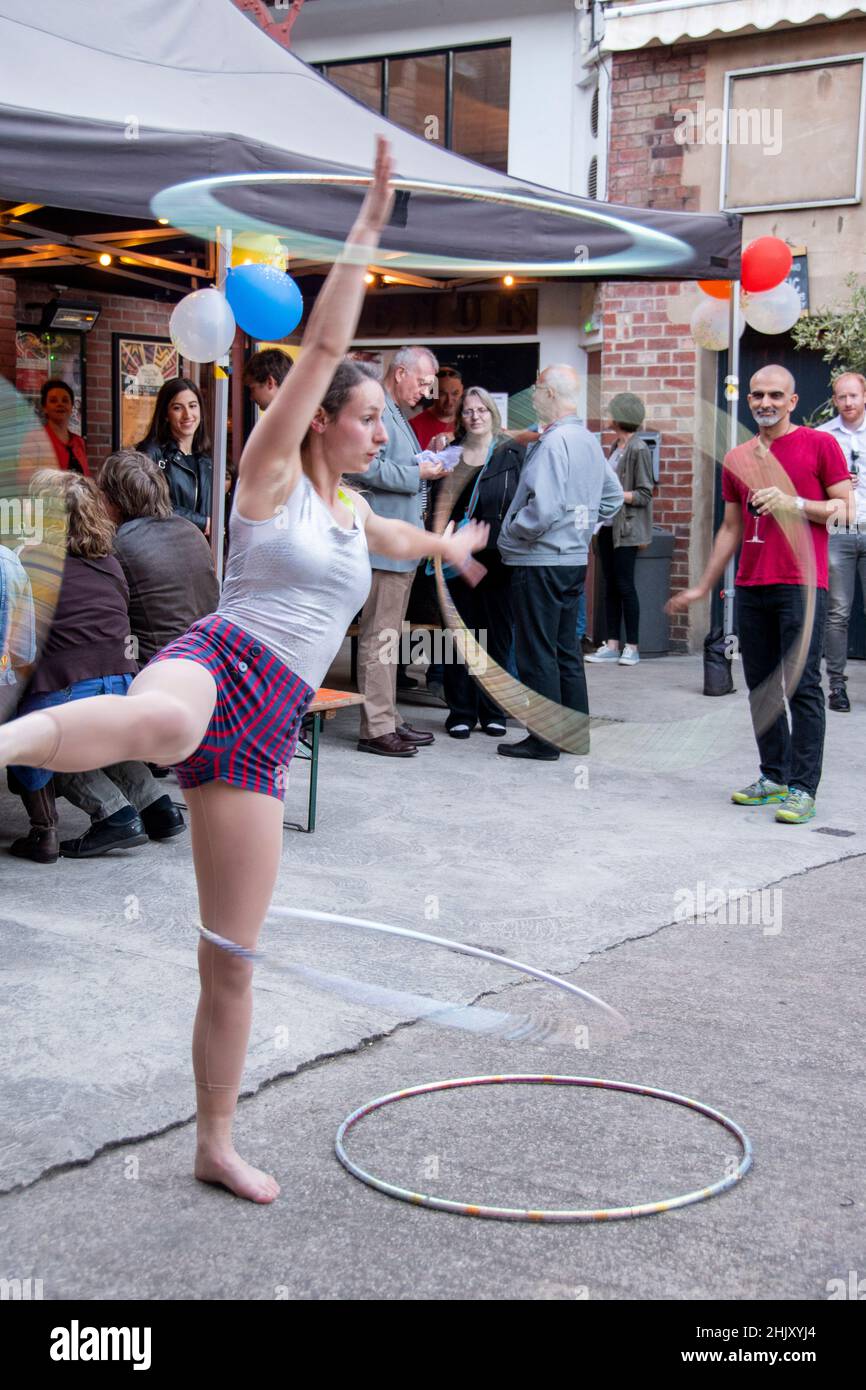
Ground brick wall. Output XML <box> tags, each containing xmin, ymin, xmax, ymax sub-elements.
<box><xmin>0</xmin><ymin>275</ymin><xmax>17</xmax><ymax>383</ymax></box>
<box><xmin>601</xmin><ymin>44</ymin><xmax>709</xmax><ymax>650</ymax></box>
<box><xmin>15</xmin><ymin>282</ymin><xmax>174</xmax><ymax>466</ymax></box>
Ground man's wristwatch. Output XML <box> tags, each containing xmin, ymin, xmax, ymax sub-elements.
<box><xmin>794</xmin><ymin>496</ymin><xmax>806</xmax><ymax>512</ymax></box>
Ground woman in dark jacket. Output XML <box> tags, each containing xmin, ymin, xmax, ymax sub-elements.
<box><xmin>136</xmin><ymin>377</ymin><xmax>213</xmax><ymax>534</ymax></box>
<box><xmin>586</xmin><ymin>392</ymin><xmax>654</xmax><ymax>668</ymax></box>
<box><xmin>7</xmin><ymin>471</ymin><xmax>183</xmax><ymax>863</ymax></box>
<box><xmin>435</xmin><ymin>386</ymin><xmax>524</xmax><ymax>738</ymax></box>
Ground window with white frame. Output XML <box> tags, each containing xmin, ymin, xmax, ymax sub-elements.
<box><xmin>721</xmin><ymin>55</ymin><xmax>865</xmax><ymax>213</ymax></box>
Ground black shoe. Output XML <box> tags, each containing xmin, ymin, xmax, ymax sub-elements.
<box><xmin>497</xmin><ymin>736</ymin><xmax>560</xmax><ymax>761</ymax></box>
<box><xmin>829</xmin><ymin>686</ymin><xmax>851</xmax><ymax>712</ymax></box>
<box><xmin>140</xmin><ymin>794</ymin><xmax>186</xmax><ymax>841</ymax></box>
<box><xmin>481</xmin><ymin>721</ymin><xmax>507</xmax><ymax>736</ymax></box>
<box><xmin>396</xmin><ymin>675</ymin><xmax>420</xmax><ymax>691</ymax></box>
<box><xmin>446</xmin><ymin>723</ymin><xmax>473</xmax><ymax>740</ymax></box>
<box><xmin>60</xmin><ymin>812</ymin><xmax>149</xmax><ymax>858</ymax></box>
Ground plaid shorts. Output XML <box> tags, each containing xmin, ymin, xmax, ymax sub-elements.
<box><xmin>148</xmin><ymin>614</ymin><xmax>315</xmax><ymax>800</ymax></box>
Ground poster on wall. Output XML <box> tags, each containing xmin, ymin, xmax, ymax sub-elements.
<box><xmin>113</xmin><ymin>334</ymin><xmax>179</xmax><ymax>449</ymax></box>
<box><xmin>16</xmin><ymin>329</ymin><xmax>84</xmax><ymax>433</ymax></box>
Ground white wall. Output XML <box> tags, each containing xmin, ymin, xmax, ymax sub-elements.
<box><xmin>292</xmin><ymin>0</ymin><xmax>599</xmax><ymax>389</ymax></box>
<box><xmin>292</xmin><ymin>0</ymin><xmax>582</xmax><ymax>195</ymax></box>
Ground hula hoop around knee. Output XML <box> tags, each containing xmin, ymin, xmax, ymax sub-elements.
<box><xmin>336</xmin><ymin>1074</ymin><xmax>752</xmax><ymax>1223</ymax></box>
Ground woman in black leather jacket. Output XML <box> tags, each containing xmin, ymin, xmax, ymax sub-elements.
<box><xmin>434</xmin><ymin>387</ymin><xmax>524</xmax><ymax>738</ymax></box>
<box><xmin>136</xmin><ymin>377</ymin><xmax>213</xmax><ymax>534</ymax></box>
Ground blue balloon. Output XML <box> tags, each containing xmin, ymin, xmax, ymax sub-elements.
<box><xmin>225</xmin><ymin>265</ymin><xmax>304</xmax><ymax>339</ymax></box>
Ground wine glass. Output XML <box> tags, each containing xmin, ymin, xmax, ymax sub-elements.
<box><xmin>746</xmin><ymin>491</ymin><xmax>764</xmax><ymax>544</ymax></box>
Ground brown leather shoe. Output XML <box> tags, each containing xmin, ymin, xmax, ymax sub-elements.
<box><xmin>396</xmin><ymin>723</ymin><xmax>435</xmax><ymax>746</ymax></box>
<box><xmin>357</xmin><ymin>733</ymin><xmax>418</xmax><ymax>757</ymax></box>
<box><xmin>9</xmin><ymin>827</ymin><xmax>59</xmax><ymax>864</ymax></box>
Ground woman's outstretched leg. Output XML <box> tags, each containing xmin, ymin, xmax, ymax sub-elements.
<box><xmin>0</xmin><ymin>660</ymin><xmax>216</xmax><ymax>772</ymax></box>
<box><xmin>184</xmin><ymin>779</ymin><xmax>286</xmax><ymax>1204</ymax></box>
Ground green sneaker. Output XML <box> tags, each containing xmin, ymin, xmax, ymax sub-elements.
<box><xmin>775</xmin><ymin>789</ymin><xmax>816</xmax><ymax>824</ymax></box>
<box><xmin>731</xmin><ymin>776</ymin><xmax>788</xmax><ymax>806</ymax></box>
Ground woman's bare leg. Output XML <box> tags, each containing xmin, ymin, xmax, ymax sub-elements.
<box><xmin>0</xmin><ymin>660</ymin><xmax>217</xmax><ymax>772</ymax></box>
<box><xmin>183</xmin><ymin>779</ymin><xmax>286</xmax><ymax>1204</ymax></box>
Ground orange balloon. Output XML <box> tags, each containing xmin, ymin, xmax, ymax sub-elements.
<box><xmin>698</xmin><ymin>280</ymin><xmax>732</xmax><ymax>300</ymax></box>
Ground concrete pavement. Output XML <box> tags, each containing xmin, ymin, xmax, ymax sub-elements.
<box><xmin>1</xmin><ymin>648</ymin><xmax>864</xmax><ymax>1298</ymax></box>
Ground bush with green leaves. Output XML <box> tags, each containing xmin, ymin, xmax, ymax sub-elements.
<box><xmin>792</xmin><ymin>273</ymin><xmax>866</xmax><ymax>425</ymax></box>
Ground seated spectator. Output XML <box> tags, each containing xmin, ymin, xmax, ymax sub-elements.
<box><xmin>435</xmin><ymin>387</ymin><xmax>525</xmax><ymax>739</ymax></box>
<box><xmin>7</xmin><ymin>471</ymin><xmax>184</xmax><ymax>863</ymax></box>
<box><xmin>412</xmin><ymin>366</ymin><xmax>463</xmax><ymax>452</ymax></box>
<box><xmin>98</xmin><ymin>449</ymin><xmax>219</xmax><ymax>666</ymax></box>
<box><xmin>242</xmin><ymin>348</ymin><xmax>292</xmax><ymax>411</ymax></box>
<box><xmin>136</xmin><ymin>378</ymin><xmax>213</xmax><ymax>535</ymax></box>
<box><xmin>1</xmin><ymin>542</ymin><xmax>35</xmax><ymax>708</ymax></box>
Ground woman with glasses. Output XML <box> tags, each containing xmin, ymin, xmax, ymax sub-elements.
<box><xmin>437</xmin><ymin>387</ymin><xmax>525</xmax><ymax>738</ymax></box>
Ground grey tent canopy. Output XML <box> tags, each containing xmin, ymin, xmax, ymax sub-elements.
<box><xmin>0</xmin><ymin>0</ymin><xmax>740</xmax><ymax>281</ymax></box>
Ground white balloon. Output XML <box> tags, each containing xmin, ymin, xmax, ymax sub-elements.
<box><xmin>690</xmin><ymin>297</ymin><xmax>742</xmax><ymax>351</ymax></box>
<box><xmin>169</xmin><ymin>288</ymin><xmax>236</xmax><ymax>363</ymax></box>
<box><xmin>743</xmin><ymin>282</ymin><xmax>802</xmax><ymax>335</ymax></box>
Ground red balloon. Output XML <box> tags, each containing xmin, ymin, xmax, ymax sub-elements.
<box><xmin>741</xmin><ymin>237</ymin><xmax>793</xmax><ymax>294</ymax></box>
<box><xmin>698</xmin><ymin>280</ymin><xmax>732</xmax><ymax>300</ymax></box>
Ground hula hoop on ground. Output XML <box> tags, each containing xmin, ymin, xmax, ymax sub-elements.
<box><xmin>336</xmin><ymin>1074</ymin><xmax>753</xmax><ymax>1223</ymax></box>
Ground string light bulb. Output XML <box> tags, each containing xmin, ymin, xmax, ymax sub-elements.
<box><xmin>98</xmin><ymin>253</ymin><xmax>112</xmax><ymax>267</ymax></box>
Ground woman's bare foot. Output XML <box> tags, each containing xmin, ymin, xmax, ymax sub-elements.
<box><xmin>195</xmin><ymin>1146</ymin><xmax>280</xmax><ymax>1204</ymax></box>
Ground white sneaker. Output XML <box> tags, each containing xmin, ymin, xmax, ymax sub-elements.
<box><xmin>619</xmin><ymin>645</ymin><xmax>640</xmax><ymax>665</ymax></box>
<box><xmin>585</xmin><ymin>644</ymin><xmax>621</xmax><ymax>664</ymax></box>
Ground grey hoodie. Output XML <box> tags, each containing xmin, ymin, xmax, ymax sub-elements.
<box><xmin>497</xmin><ymin>415</ymin><xmax>624</xmax><ymax>566</ymax></box>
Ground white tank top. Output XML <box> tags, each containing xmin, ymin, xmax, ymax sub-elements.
<box><xmin>218</xmin><ymin>474</ymin><xmax>371</xmax><ymax>690</ymax></box>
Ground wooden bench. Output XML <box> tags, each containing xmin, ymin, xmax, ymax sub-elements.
<box><xmin>283</xmin><ymin>688</ymin><xmax>365</xmax><ymax>834</ymax></box>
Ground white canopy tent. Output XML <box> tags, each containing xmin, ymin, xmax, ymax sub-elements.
<box><xmin>0</xmin><ymin>0</ymin><xmax>743</xmax><ymax>603</ymax></box>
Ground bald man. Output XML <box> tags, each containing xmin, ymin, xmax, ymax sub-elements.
<box><xmin>817</xmin><ymin>372</ymin><xmax>866</xmax><ymax>711</ymax></box>
<box><xmin>497</xmin><ymin>364</ymin><xmax>624</xmax><ymax>760</ymax></box>
<box><xmin>669</xmin><ymin>365</ymin><xmax>852</xmax><ymax>824</ymax></box>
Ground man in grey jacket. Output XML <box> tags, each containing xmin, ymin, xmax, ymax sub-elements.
<box><xmin>497</xmin><ymin>364</ymin><xmax>624</xmax><ymax>760</ymax></box>
<box><xmin>346</xmin><ymin>346</ymin><xmax>445</xmax><ymax>756</ymax></box>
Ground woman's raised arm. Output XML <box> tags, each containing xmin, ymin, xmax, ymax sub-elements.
<box><xmin>235</xmin><ymin>139</ymin><xmax>395</xmax><ymax>515</ymax></box>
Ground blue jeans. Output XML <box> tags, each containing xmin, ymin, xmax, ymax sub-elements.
<box><xmin>9</xmin><ymin>674</ymin><xmax>134</xmax><ymax>792</ymax></box>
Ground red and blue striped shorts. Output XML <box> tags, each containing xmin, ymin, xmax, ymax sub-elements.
<box><xmin>147</xmin><ymin>614</ymin><xmax>315</xmax><ymax>801</ymax></box>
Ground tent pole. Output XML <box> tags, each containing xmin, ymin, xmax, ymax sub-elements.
<box><xmin>210</xmin><ymin>225</ymin><xmax>231</xmax><ymax>587</ymax></box>
<box><xmin>722</xmin><ymin>280</ymin><xmax>740</xmax><ymax>638</ymax></box>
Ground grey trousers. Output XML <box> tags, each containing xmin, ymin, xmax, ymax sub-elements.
<box><xmin>825</xmin><ymin>531</ymin><xmax>866</xmax><ymax>686</ymax></box>
<box><xmin>356</xmin><ymin>567</ymin><xmax>417</xmax><ymax>739</ymax></box>
<box><xmin>54</xmin><ymin>761</ymin><xmax>164</xmax><ymax>824</ymax></box>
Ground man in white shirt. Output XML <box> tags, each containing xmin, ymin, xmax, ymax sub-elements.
<box><xmin>818</xmin><ymin>372</ymin><xmax>866</xmax><ymax>711</ymax></box>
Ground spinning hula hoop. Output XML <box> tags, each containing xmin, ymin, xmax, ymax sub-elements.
<box><xmin>152</xmin><ymin>172</ymin><xmax>694</xmax><ymax>277</ymax></box>
<box><xmin>336</xmin><ymin>1074</ymin><xmax>753</xmax><ymax>1223</ymax></box>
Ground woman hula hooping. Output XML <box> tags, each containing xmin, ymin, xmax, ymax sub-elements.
<box><xmin>0</xmin><ymin>138</ymin><xmax>489</xmax><ymax>1204</ymax></box>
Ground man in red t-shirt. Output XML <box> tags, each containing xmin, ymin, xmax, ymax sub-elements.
<box><xmin>669</xmin><ymin>364</ymin><xmax>852</xmax><ymax>823</ymax></box>
<box><xmin>411</xmin><ymin>366</ymin><xmax>463</xmax><ymax>451</ymax></box>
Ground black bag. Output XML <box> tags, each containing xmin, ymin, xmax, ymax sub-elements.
<box><xmin>703</xmin><ymin>626</ymin><xmax>735</xmax><ymax>696</ymax></box>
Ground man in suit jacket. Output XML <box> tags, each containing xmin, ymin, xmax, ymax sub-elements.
<box><xmin>346</xmin><ymin>346</ymin><xmax>445</xmax><ymax>756</ymax></box>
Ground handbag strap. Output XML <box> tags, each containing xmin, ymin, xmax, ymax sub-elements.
<box><xmin>463</xmin><ymin>442</ymin><xmax>495</xmax><ymax>520</ymax></box>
